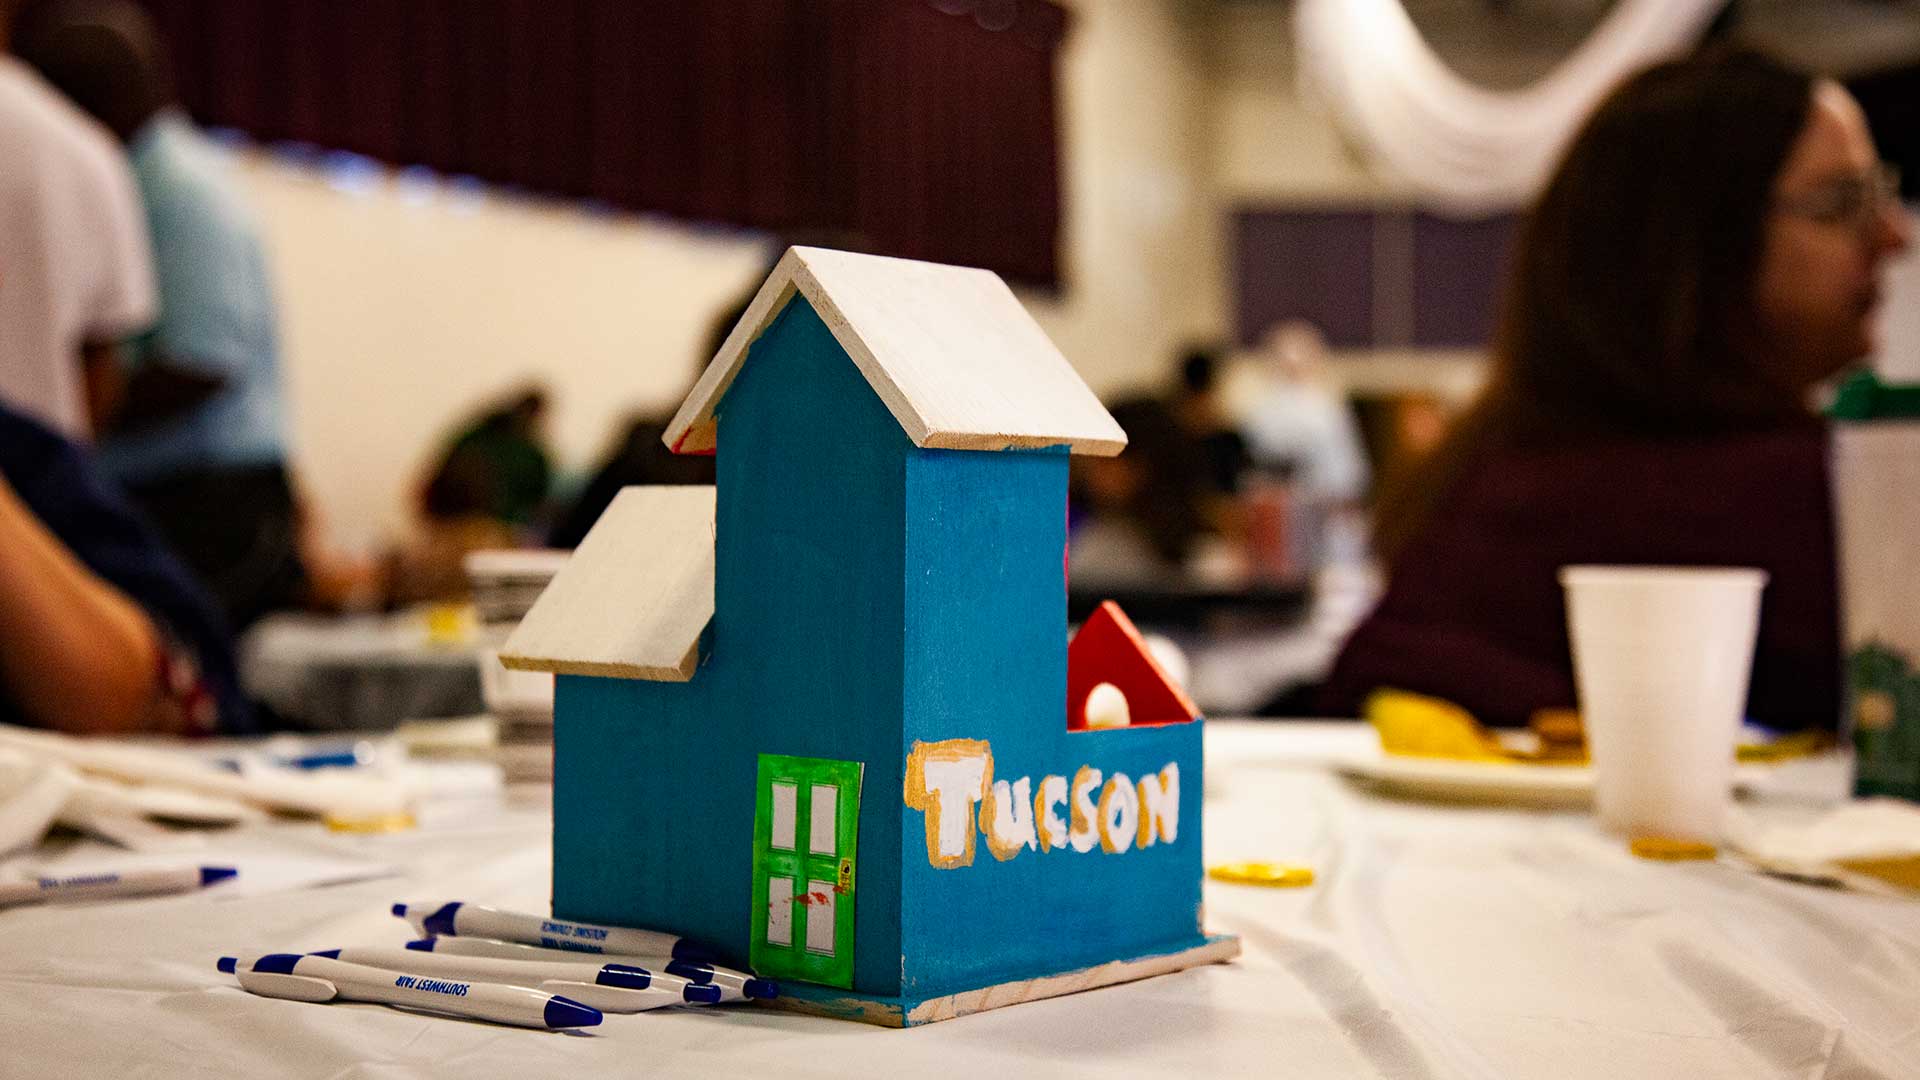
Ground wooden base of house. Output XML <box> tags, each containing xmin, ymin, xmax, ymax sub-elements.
<box><xmin>763</xmin><ymin>932</ymin><xmax>1241</xmax><ymax>1028</ymax></box>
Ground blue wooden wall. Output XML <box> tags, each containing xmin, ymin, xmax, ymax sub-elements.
<box><xmin>899</xmin><ymin>447</ymin><xmax>1206</xmax><ymax>996</ymax></box>
<box><xmin>713</xmin><ymin>296</ymin><xmax>910</xmax><ymax>994</ymax></box>
<box><xmin>551</xmin><ymin>671</ymin><xmax>747</xmax><ymax>950</ymax></box>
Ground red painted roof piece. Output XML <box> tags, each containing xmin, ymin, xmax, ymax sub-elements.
<box><xmin>1066</xmin><ymin>601</ymin><xmax>1201</xmax><ymax>730</ymax></box>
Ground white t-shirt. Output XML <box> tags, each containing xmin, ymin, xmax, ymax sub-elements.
<box><xmin>0</xmin><ymin>57</ymin><xmax>156</xmax><ymax>438</ymax></box>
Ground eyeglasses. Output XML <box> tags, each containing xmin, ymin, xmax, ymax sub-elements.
<box><xmin>1775</xmin><ymin>162</ymin><xmax>1904</xmax><ymax>229</ymax></box>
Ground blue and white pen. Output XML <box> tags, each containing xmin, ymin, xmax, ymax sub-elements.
<box><xmin>319</xmin><ymin>945</ymin><xmax>721</xmax><ymax>1011</ymax></box>
<box><xmin>410</xmin><ymin>934</ymin><xmax>778</xmax><ymax>1002</ymax></box>
<box><xmin>652</xmin><ymin>958</ymin><xmax>780</xmax><ymax>1004</ymax></box>
<box><xmin>0</xmin><ymin>866</ymin><xmax>235</xmax><ymax>908</ymax></box>
<box><xmin>402</xmin><ymin>937</ymin><xmax>704</xmax><ymax>998</ymax></box>
<box><xmin>392</xmin><ymin>901</ymin><xmax>715</xmax><ymax>962</ymax></box>
<box><xmin>217</xmin><ymin>953</ymin><xmax>601</xmax><ymax>1030</ymax></box>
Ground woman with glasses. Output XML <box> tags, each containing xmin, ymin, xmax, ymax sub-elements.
<box><xmin>1321</xmin><ymin>48</ymin><xmax>1911</xmax><ymax>730</ymax></box>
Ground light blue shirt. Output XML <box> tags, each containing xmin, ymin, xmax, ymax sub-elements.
<box><xmin>96</xmin><ymin>110</ymin><xmax>284</xmax><ymax>483</ymax></box>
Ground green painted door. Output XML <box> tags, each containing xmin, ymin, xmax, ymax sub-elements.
<box><xmin>750</xmin><ymin>754</ymin><xmax>862</xmax><ymax>988</ymax></box>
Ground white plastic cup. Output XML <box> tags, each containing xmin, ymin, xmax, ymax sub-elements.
<box><xmin>1560</xmin><ymin>566</ymin><xmax>1767</xmax><ymax>842</ymax></box>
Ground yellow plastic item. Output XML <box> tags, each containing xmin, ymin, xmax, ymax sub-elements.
<box><xmin>424</xmin><ymin>602</ymin><xmax>476</xmax><ymax>645</ymax></box>
<box><xmin>1366</xmin><ymin>689</ymin><xmax>1508</xmax><ymax>761</ymax></box>
<box><xmin>1735</xmin><ymin>730</ymin><xmax>1834</xmax><ymax>763</ymax></box>
<box><xmin>1628</xmin><ymin>836</ymin><xmax>1718</xmax><ymax>861</ymax></box>
<box><xmin>1207</xmin><ymin>862</ymin><xmax>1316</xmax><ymax>888</ymax></box>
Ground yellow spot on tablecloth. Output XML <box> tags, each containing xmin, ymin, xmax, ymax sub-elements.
<box><xmin>324</xmin><ymin>811</ymin><xmax>417</xmax><ymax>834</ymax></box>
<box><xmin>1208</xmin><ymin>862</ymin><xmax>1315</xmax><ymax>887</ymax></box>
<box><xmin>1629</xmin><ymin>836</ymin><xmax>1718</xmax><ymax>861</ymax></box>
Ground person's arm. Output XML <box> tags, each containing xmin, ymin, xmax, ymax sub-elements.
<box><xmin>0</xmin><ymin>469</ymin><xmax>163</xmax><ymax>734</ymax></box>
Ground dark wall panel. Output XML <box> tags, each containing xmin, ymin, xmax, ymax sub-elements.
<box><xmin>1411</xmin><ymin>211</ymin><xmax>1517</xmax><ymax>348</ymax></box>
<box><xmin>1232</xmin><ymin>210</ymin><xmax>1376</xmax><ymax>349</ymax></box>
<box><xmin>121</xmin><ymin>0</ymin><xmax>1068</xmax><ymax>287</ymax></box>
<box><xmin>1234</xmin><ymin>207</ymin><xmax>1518</xmax><ymax>352</ymax></box>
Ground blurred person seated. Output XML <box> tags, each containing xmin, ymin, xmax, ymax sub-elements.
<box><xmin>1240</xmin><ymin>320</ymin><xmax>1371</xmax><ymax>507</ymax></box>
<box><xmin>15</xmin><ymin>0</ymin><xmax>305</xmax><ymax>631</ymax></box>
<box><xmin>0</xmin><ymin>400</ymin><xmax>248</xmax><ymax>734</ymax></box>
<box><xmin>1349</xmin><ymin>389</ymin><xmax>1456</xmax><ymax>520</ymax></box>
<box><xmin>0</xmin><ymin>0</ymin><xmax>153</xmax><ymax>439</ymax></box>
<box><xmin>546</xmin><ymin>409</ymin><xmax>714</xmax><ymax>549</ymax></box>
<box><xmin>545</xmin><ymin>294</ymin><xmax>739</xmax><ymax>549</ymax></box>
<box><xmin>1169</xmin><ymin>344</ymin><xmax>1252</xmax><ymax>499</ymax></box>
<box><xmin>1068</xmin><ymin>397</ymin><xmax>1217</xmax><ymax>580</ymax></box>
<box><xmin>1321</xmin><ymin>49</ymin><xmax>1911</xmax><ymax>730</ymax></box>
<box><xmin>388</xmin><ymin>388</ymin><xmax>553</xmax><ymax>606</ymax></box>
<box><xmin>424</xmin><ymin>387</ymin><xmax>553</xmax><ymax>530</ymax></box>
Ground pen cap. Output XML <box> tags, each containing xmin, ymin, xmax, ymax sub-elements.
<box><xmin>595</xmin><ymin>964</ymin><xmax>652</xmax><ymax>991</ymax></box>
<box><xmin>543</xmin><ymin>996</ymin><xmax>602</xmax><ymax>1029</ymax></box>
<box><xmin>665</xmin><ymin>960</ymin><xmax>712</xmax><ymax>984</ymax></box>
<box><xmin>392</xmin><ymin>901</ymin><xmax>463</xmax><ymax>937</ymax></box>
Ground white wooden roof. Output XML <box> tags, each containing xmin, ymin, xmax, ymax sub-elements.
<box><xmin>498</xmin><ymin>486</ymin><xmax>714</xmax><ymax>681</ymax></box>
<box><xmin>664</xmin><ymin>247</ymin><xmax>1127</xmax><ymax>457</ymax></box>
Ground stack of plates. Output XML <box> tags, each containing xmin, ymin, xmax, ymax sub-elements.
<box><xmin>464</xmin><ymin>550</ymin><xmax>572</xmax><ymax>632</ymax></box>
<box><xmin>464</xmin><ymin>550</ymin><xmax>570</xmax><ymax>782</ymax></box>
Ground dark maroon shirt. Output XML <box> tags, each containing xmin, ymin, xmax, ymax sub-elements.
<box><xmin>1321</xmin><ymin>424</ymin><xmax>1841</xmax><ymax>729</ymax></box>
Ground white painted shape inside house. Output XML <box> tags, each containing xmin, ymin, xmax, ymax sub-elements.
<box><xmin>809</xmin><ymin>785</ymin><xmax>838</xmax><ymax>855</ymax></box>
<box><xmin>767</xmin><ymin>876</ymin><xmax>794</xmax><ymax>946</ymax></box>
<box><xmin>770</xmin><ymin>782</ymin><xmax>797</xmax><ymax>851</ymax></box>
<box><xmin>805</xmin><ymin>879</ymin><xmax>836</xmax><ymax>955</ymax></box>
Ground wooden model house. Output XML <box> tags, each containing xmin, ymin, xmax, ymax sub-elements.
<box><xmin>500</xmin><ymin>247</ymin><xmax>1236</xmax><ymax>1026</ymax></box>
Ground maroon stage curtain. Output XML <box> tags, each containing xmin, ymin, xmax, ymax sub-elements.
<box><xmin>136</xmin><ymin>0</ymin><xmax>1067</xmax><ymax>287</ymax></box>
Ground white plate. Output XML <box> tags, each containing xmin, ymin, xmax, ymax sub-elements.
<box><xmin>1336</xmin><ymin>751</ymin><xmax>1773</xmax><ymax>806</ymax></box>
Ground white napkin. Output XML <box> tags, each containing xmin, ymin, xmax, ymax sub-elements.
<box><xmin>1734</xmin><ymin>798</ymin><xmax>1920</xmax><ymax>894</ymax></box>
<box><xmin>0</xmin><ymin>724</ymin><xmax>410</xmax><ymax>820</ymax></box>
<box><xmin>0</xmin><ymin>724</ymin><xmax>416</xmax><ymax>853</ymax></box>
<box><xmin>0</xmin><ymin>749</ymin><xmax>76</xmax><ymax>855</ymax></box>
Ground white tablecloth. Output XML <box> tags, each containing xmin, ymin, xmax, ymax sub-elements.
<box><xmin>2</xmin><ymin>723</ymin><xmax>1916</xmax><ymax>1079</ymax></box>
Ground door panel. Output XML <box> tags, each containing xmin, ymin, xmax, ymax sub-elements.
<box><xmin>766</xmin><ymin>876</ymin><xmax>794</xmax><ymax>946</ymax></box>
<box><xmin>804</xmin><ymin>878</ymin><xmax>836</xmax><ymax>954</ymax></box>
<box><xmin>750</xmin><ymin>754</ymin><xmax>863</xmax><ymax>988</ymax></box>
<box><xmin>770</xmin><ymin>782</ymin><xmax>797</xmax><ymax>850</ymax></box>
<box><xmin>808</xmin><ymin>786</ymin><xmax>838</xmax><ymax>854</ymax></box>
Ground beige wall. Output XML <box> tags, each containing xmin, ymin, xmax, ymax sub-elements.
<box><xmin>238</xmin><ymin>157</ymin><xmax>771</xmax><ymax>547</ymax></box>
<box><xmin>1023</xmin><ymin>0</ymin><xmax>1227</xmax><ymax>396</ymax></box>
<box><xmin>243</xmin><ymin>0</ymin><xmax>1240</xmax><ymax>548</ymax></box>
<box><xmin>1208</xmin><ymin>2</ymin><xmax>1404</xmax><ymax>206</ymax></box>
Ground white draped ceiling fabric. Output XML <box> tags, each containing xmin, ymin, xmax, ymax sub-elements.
<box><xmin>1295</xmin><ymin>0</ymin><xmax>1731</xmax><ymax>214</ymax></box>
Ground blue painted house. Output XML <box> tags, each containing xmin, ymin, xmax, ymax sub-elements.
<box><xmin>501</xmin><ymin>247</ymin><xmax>1234</xmax><ymax>1025</ymax></box>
